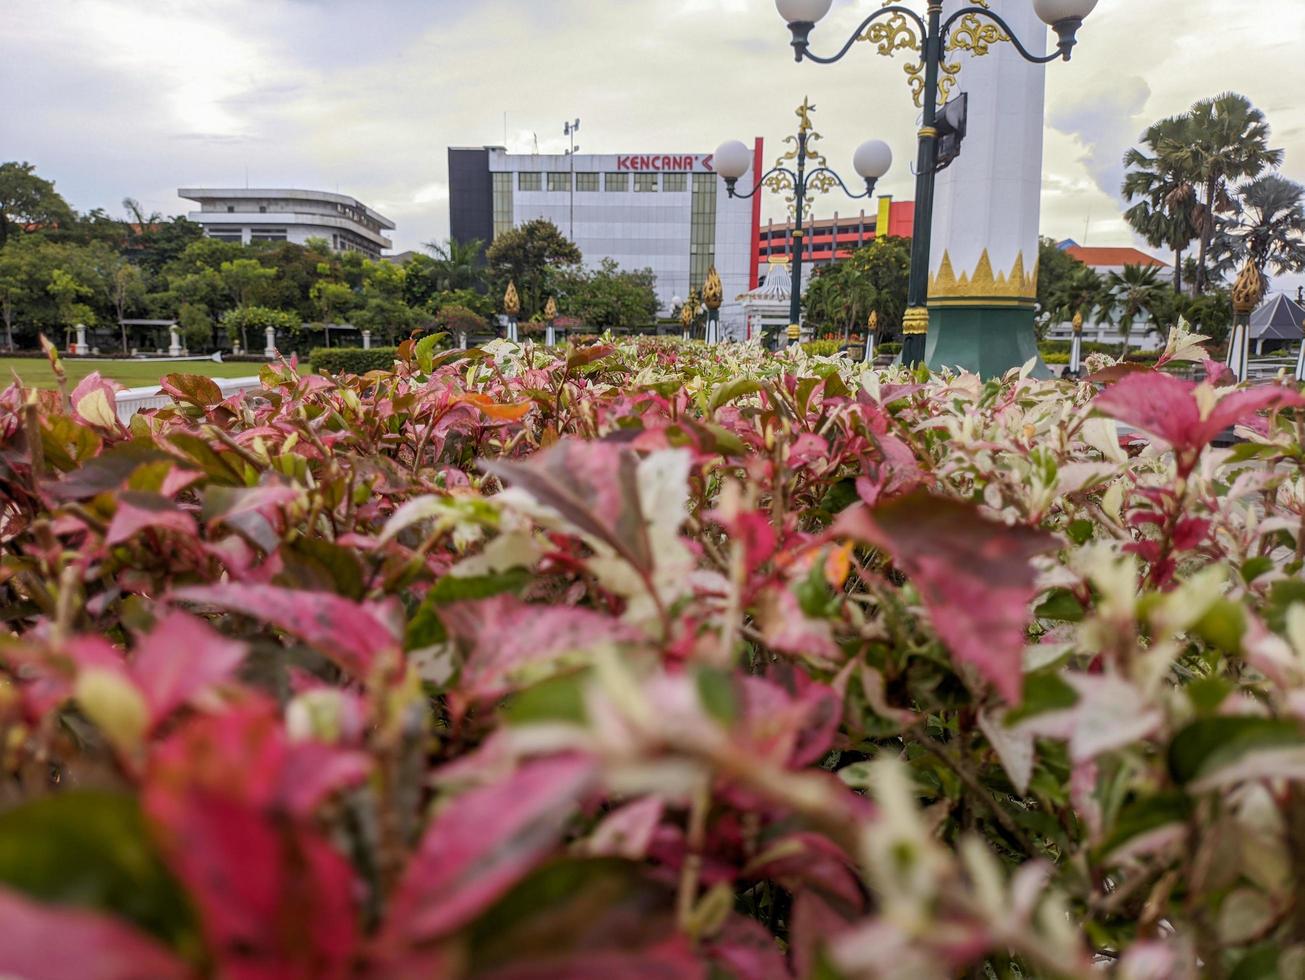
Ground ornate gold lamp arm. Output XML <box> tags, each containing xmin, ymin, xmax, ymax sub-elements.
<box><xmin>788</xmin><ymin>4</ymin><xmax>927</xmax><ymax>64</ymax></box>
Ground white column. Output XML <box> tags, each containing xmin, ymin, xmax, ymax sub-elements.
<box><xmin>545</xmin><ymin>324</ymin><xmax>556</xmax><ymax>347</ymax></box>
<box><xmin>362</xmin><ymin>329</ymin><xmax>372</xmax><ymax>350</ymax></box>
<box><xmin>1295</xmin><ymin>339</ymin><xmax>1305</xmax><ymax>385</ymax></box>
<box><xmin>264</xmin><ymin>326</ymin><xmax>277</xmax><ymax>360</ymax></box>
<box><xmin>458</xmin><ymin>331</ymin><xmax>468</xmax><ymax>350</ymax></box>
<box><xmin>73</xmin><ymin>323</ymin><xmax>88</xmax><ymax>355</ymax></box>
<box><xmin>1226</xmin><ymin>322</ymin><xmax>1250</xmax><ymax>383</ymax></box>
<box><xmin>1069</xmin><ymin>332</ymin><xmax>1083</xmax><ymax>377</ymax></box>
<box><xmin>507</xmin><ymin>320</ymin><xmax>519</xmax><ymax>343</ymax></box>
<box><xmin>929</xmin><ymin>0</ymin><xmax>1046</xmax><ymax>309</ymax></box>
<box><xmin>168</xmin><ymin>325</ymin><xmax>182</xmax><ymax>357</ymax></box>
<box><xmin>864</xmin><ymin>332</ymin><xmax>876</xmax><ymax>364</ymax></box>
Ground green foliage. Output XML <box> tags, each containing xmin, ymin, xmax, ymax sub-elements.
<box><xmin>801</xmin><ymin>235</ymin><xmax>910</xmax><ymax>338</ymax></box>
<box><xmin>801</xmin><ymin>339</ymin><xmax>842</xmax><ymax>357</ymax></box>
<box><xmin>550</xmin><ymin>258</ymin><xmax>659</xmax><ymax>331</ymax></box>
<box><xmin>309</xmin><ymin>346</ymin><xmax>400</xmax><ymax>374</ymax></box>
<box><xmin>219</xmin><ymin>305</ymin><xmax>298</xmax><ymax>348</ymax></box>
<box><xmin>0</xmin><ymin>160</ymin><xmax>76</xmax><ymax>246</ymax></box>
<box><xmin>485</xmin><ymin>219</ymin><xmax>582</xmax><ymax>320</ymax></box>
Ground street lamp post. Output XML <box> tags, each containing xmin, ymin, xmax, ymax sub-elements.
<box><xmin>865</xmin><ymin>310</ymin><xmax>879</xmax><ymax>364</ymax></box>
<box><xmin>715</xmin><ymin>99</ymin><xmax>891</xmax><ymax>349</ymax></box>
<box><xmin>544</xmin><ymin>295</ymin><xmax>559</xmax><ymax>347</ymax></box>
<box><xmin>1068</xmin><ymin>309</ymin><xmax>1084</xmax><ymax>378</ymax></box>
<box><xmin>776</xmin><ymin>0</ymin><xmax>1098</xmax><ymax>368</ymax></box>
<box><xmin>703</xmin><ymin>267</ymin><xmax>724</xmax><ymax>344</ymax></box>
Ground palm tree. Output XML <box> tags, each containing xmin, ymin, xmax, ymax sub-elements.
<box><xmin>1047</xmin><ymin>264</ymin><xmax>1108</xmax><ymax>330</ymax></box>
<box><xmin>1122</xmin><ymin>114</ymin><xmax>1201</xmax><ymax>294</ymax></box>
<box><xmin>1164</xmin><ymin>93</ymin><xmax>1283</xmax><ymax>294</ymax></box>
<box><xmin>1229</xmin><ymin>174</ymin><xmax>1305</xmax><ymax>278</ymax></box>
<box><xmin>423</xmin><ymin>238</ymin><xmax>485</xmax><ymax>293</ymax></box>
<box><xmin>1107</xmin><ymin>265</ymin><xmax>1167</xmax><ymax>354</ymax></box>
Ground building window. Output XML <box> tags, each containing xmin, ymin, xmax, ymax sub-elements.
<box><xmin>208</xmin><ymin>230</ymin><xmax>243</xmax><ymax>243</ymax></box>
<box><xmin>258</xmin><ymin>205</ymin><xmax>267</xmax><ymax>213</ymax></box>
<box><xmin>518</xmin><ymin>172</ymin><xmax>542</xmax><ymax>191</ymax></box>
<box><xmin>250</xmin><ymin>227</ymin><xmax>288</xmax><ymax>243</ymax></box>
<box><xmin>605</xmin><ymin>173</ymin><xmax>629</xmax><ymax>192</ymax></box>
<box><xmin>689</xmin><ymin>173</ymin><xmax>718</xmax><ymax>289</ymax></box>
<box><xmin>226</xmin><ymin>205</ymin><xmax>235</xmax><ymax>213</ymax></box>
<box><xmin>635</xmin><ymin>174</ymin><xmax>658</xmax><ymax>193</ymax></box>
<box><xmin>576</xmin><ymin>172</ymin><xmax>600</xmax><ymax>192</ymax></box>
<box><xmin>492</xmin><ymin>172</ymin><xmax>514</xmax><ymax>240</ymax></box>
<box><xmin>663</xmin><ymin>173</ymin><xmax>688</xmax><ymax>192</ymax></box>
<box><xmin>548</xmin><ymin>172</ymin><xmax>571</xmax><ymax>192</ymax></box>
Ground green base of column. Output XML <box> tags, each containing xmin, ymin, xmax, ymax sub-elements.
<box><xmin>924</xmin><ymin>305</ymin><xmax>1051</xmax><ymax>380</ymax></box>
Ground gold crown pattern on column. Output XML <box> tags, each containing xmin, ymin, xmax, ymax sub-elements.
<box><xmin>1072</xmin><ymin>310</ymin><xmax>1084</xmax><ymax>334</ymax></box>
<box><xmin>503</xmin><ymin>281</ymin><xmax>521</xmax><ymax>317</ymax></box>
<box><xmin>544</xmin><ymin>296</ymin><xmax>558</xmax><ymax>321</ymax></box>
<box><xmin>1231</xmin><ymin>258</ymin><xmax>1266</xmax><ymax>317</ymax></box>
<box><xmin>702</xmin><ymin>267</ymin><xmax>724</xmax><ymax>311</ymax></box>
<box><xmin>902</xmin><ymin>307</ymin><xmax>930</xmax><ymax>336</ymax></box>
<box><xmin>928</xmin><ymin>250</ymin><xmax>1038</xmax><ymax>301</ymax></box>
<box><xmin>868</xmin><ymin>310</ymin><xmax>879</xmax><ymax>332</ymax></box>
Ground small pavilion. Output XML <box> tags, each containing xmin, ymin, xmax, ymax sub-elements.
<box><xmin>1250</xmin><ymin>292</ymin><xmax>1305</xmax><ymax>356</ymax></box>
<box><xmin>737</xmin><ymin>261</ymin><xmax>793</xmax><ymax>344</ymax></box>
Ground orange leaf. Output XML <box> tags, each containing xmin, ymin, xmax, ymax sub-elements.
<box><xmin>824</xmin><ymin>542</ymin><xmax>852</xmax><ymax>590</ymax></box>
<box><xmin>455</xmin><ymin>393</ymin><xmax>533</xmax><ymax>421</ymax></box>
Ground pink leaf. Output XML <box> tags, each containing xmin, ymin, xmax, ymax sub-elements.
<box><xmin>130</xmin><ymin>612</ymin><xmax>247</xmax><ymax>726</ymax></box>
<box><xmin>385</xmin><ymin>755</ymin><xmax>597</xmax><ymax>943</ymax></box>
<box><xmin>705</xmin><ymin>915</ymin><xmax>791</xmax><ymax>980</ymax></box>
<box><xmin>170</xmin><ymin>583</ymin><xmax>399</xmax><ymax>678</ymax></box>
<box><xmin>0</xmin><ymin>887</ymin><xmax>190</xmax><ymax>980</ymax></box>
<box><xmin>439</xmin><ymin>595</ymin><xmax>639</xmax><ymax>706</ymax></box>
<box><xmin>584</xmin><ymin>797</ymin><xmax>665</xmax><ymax>860</ymax></box>
<box><xmin>833</xmin><ymin>493</ymin><xmax>1057</xmax><ymax>703</ymax></box>
<box><xmin>105</xmin><ymin>493</ymin><xmax>198</xmax><ymax>547</ymax></box>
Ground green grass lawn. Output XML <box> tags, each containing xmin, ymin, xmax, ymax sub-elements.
<box><xmin>1</xmin><ymin>357</ymin><xmax>265</xmax><ymax>390</ymax></box>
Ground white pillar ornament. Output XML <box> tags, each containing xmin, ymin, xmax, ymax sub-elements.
<box><xmin>1068</xmin><ymin>310</ymin><xmax>1084</xmax><ymax>377</ymax></box>
<box><xmin>264</xmin><ymin>326</ymin><xmax>277</xmax><ymax>360</ymax></box>
<box><xmin>73</xmin><ymin>323</ymin><xmax>89</xmax><ymax>355</ymax></box>
<box><xmin>362</xmin><ymin>329</ymin><xmax>372</xmax><ymax>350</ymax></box>
<box><xmin>168</xmin><ymin>325</ymin><xmax>182</xmax><ymax>357</ymax></box>
<box><xmin>926</xmin><ymin>0</ymin><xmax>1048</xmax><ymax>377</ymax></box>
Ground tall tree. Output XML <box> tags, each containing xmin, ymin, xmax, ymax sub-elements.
<box><xmin>1229</xmin><ymin>174</ymin><xmax>1305</xmax><ymax>279</ymax></box>
<box><xmin>0</xmin><ymin>162</ymin><xmax>75</xmax><ymax>247</ymax></box>
<box><xmin>1107</xmin><ymin>265</ymin><xmax>1167</xmax><ymax>353</ymax></box>
<box><xmin>1165</xmin><ymin>93</ymin><xmax>1283</xmax><ymax>294</ymax></box>
<box><xmin>1121</xmin><ymin>115</ymin><xmax>1202</xmax><ymax>294</ymax></box>
<box><xmin>424</xmin><ymin>238</ymin><xmax>485</xmax><ymax>293</ymax></box>
<box><xmin>550</xmin><ymin>259</ymin><xmax>659</xmax><ymax>330</ymax></box>
<box><xmin>485</xmin><ymin>220</ymin><xmax>582</xmax><ymax>320</ymax></box>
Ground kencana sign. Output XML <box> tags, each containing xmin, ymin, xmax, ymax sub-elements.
<box><xmin>616</xmin><ymin>154</ymin><xmax>714</xmax><ymax>172</ymax></box>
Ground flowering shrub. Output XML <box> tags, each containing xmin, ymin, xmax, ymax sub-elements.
<box><xmin>3</xmin><ymin>329</ymin><xmax>1305</xmax><ymax>978</ymax></box>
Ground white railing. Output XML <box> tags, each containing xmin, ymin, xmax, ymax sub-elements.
<box><xmin>114</xmin><ymin>376</ymin><xmax>263</xmax><ymax>424</ymax></box>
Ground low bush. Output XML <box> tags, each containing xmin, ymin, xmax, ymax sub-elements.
<box><xmin>310</xmin><ymin>346</ymin><xmax>400</xmax><ymax>374</ymax></box>
<box><xmin>801</xmin><ymin>338</ymin><xmax>842</xmax><ymax>357</ymax></box>
<box><xmin>4</xmin><ymin>325</ymin><xmax>1305</xmax><ymax>976</ymax></box>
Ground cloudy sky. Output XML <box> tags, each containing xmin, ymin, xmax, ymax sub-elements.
<box><xmin>4</xmin><ymin>0</ymin><xmax>1303</xmax><ymax>291</ymax></box>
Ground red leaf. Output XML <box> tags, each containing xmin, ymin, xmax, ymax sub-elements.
<box><xmin>105</xmin><ymin>493</ymin><xmax>198</xmax><ymax>547</ymax></box>
<box><xmin>385</xmin><ymin>755</ymin><xmax>597</xmax><ymax>944</ymax></box>
<box><xmin>439</xmin><ymin>595</ymin><xmax>639</xmax><ymax>706</ymax></box>
<box><xmin>160</xmin><ymin>373</ymin><xmax>223</xmax><ymax>409</ymax></box>
<box><xmin>1092</xmin><ymin>372</ymin><xmax>1201</xmax><ymax>450</ymax></box>
<box><xmin>705</xmin><ymin>915</ymin><xmax>791</xmax><ymax>980</ymax></box>
<box><xmin>130</xmin><ymin>612</ymin><xmax>247</xmax><ymax>727</ymax></box>
<box><xmin>0</xmin><ymin>887</ymin><xmax>190</xmax><ymax>980</ymax></box>
<box><xmin>1203</xmin><ymin>385</ymin><xmax>1305</xmax><ymax>442</ymax></box>
<box><xmin>832</xmin><ymin>493</ymin><xmax>1057</xmax><ymax>703</ymax></box>
<box><xmin>170</xmin><ymin>583</ymin><xmax>399</xmax><ymax>678</ymax></box>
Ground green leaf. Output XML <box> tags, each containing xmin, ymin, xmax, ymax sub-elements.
<box><xmin>1193</xmin><ymin>598</ymin><xmax>1247</xmax><ymax>653</ymax></box>
<box><xmin>1097</xmin><ymin>792</ymin><xmax>1191</xmax><ymax>859</ymax></box>
<box><xmin>696</xmin><ymin>667</ymin><xmax>738</xmax><ymax>725</ymax></box>
<box><xmin>405</xmin><ymin>568</ymin><xmax>531</xmax><ymax>650</ymax></box>
<box><xmin>279</xmin><ymin>538</ymin><xmax>366</xmax><ymax>600</ymax></box>
<box><xmin>795</xmin><ymin>560</ymin><xmax>839</xmax><ymax>619</ymax></box>
<box><xmin>1168</xmin><ymin>717</ymin><xmax>1305</xmax><ymax>786</ymax></box>
<box><xmin>0</xmin><ymin>792</ymin><xmax>198</xmax><ymax>949</ymax></box>
<box><xmin>706</xmin><ymin>378</ymin><xmax>761</xmax><ymax>413</ymax></box>
<box><xmin>502</xmin><ymin>672</ymin><xmax>589</xmax><ymax>727</ymax></box>
<box><xmin>1006</xmin><ymin>671</ymin><xmax>1078</xmax><ymax>725</ymax></box>
<box><xmin>1035</xmin><ymin>588</ymin><xmax>1085</xmax><ymax>622</ymax></box>
<box><xmin>414</xmin><ymin>332</ymin><xmax>450</xmax><ymax>373</ymax></box>
<box><xmin>1066</xmin><ymin>519</ymin><xmax>1095</xmax><ymax>545</ymax></box>
<box><xmin>1230</xmin><ymin>945</ymin><xmax>1285</xmax><ymax>980</ymax></box>
<box><xmin>1240</xmin><ymin>555</ymin><xmax>1275</xmax><ymax>584</ymax></box>
<box><xmin>1266</xmin><ymin>580</ymin><xmax>1305</xmax><ymax>634</ymax></box>
<box><xmin>1185</xmin><ymin>675</ymin><xmax>1233</xmax><ymax>715</ymax></box>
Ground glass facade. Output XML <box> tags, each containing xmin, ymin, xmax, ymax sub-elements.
<box><xmin>663</xmin><ymin>173</ymin><xmax>688</xmax><ymax>193</ymax></box>
<box><xmin>576</xmin><ymin>173</ymin><xmax>600</xmax><ymax>192</ymax></box>
<box><xmin>492</xmin><ymin>172</ymin><xmax>514</xmax><ymax>239</ymax></box>
<box><xmin>635</xmin><ymin>174</ymin><xmax>658</xmax><ymax>193</ymax></box>
<box><xmin>518</xmin><ymin>172</ymin><xmax>542</xmax><ymax>191</ymax></box>
<box><xmin>605</xmin><ymin>173</ymin><xmax>629</xmax><ymax>192</ymax></box>
<box><xmin>689</xmin><ymin>173</ymin><xmax>718</xmax><ymax>289</ymax></box>
<box><xmin>548</xmin><ymin>172</ymin><xmax>571</xmax><ymax>192</ymax></box>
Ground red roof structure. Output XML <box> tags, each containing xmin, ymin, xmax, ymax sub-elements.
<box><xmin>1064</xmin><ymin>245</ymin><xmax>1168</xmax><ymax>269</ymax></box>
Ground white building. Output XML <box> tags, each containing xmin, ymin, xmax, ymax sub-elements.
<box><xmin>448</xmin><ymin>145</ymin><xmax>762</xmax><ymax>335</ymax></box>
<box><xmin>178</xmin><ymin>188</ymin><xmax>395</xmax><ymax>258</ymax></box>
<box><xmin>1043</xmin><ymin>243</ymin><xmax>1173</xmax><ymax>352</ymax></box>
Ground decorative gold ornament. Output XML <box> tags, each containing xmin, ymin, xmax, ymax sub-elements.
<box><xmin>868</xmin><ymin>310</ymin><xmax>879</xmax><ymax>332</ymax></box>
<box><xmin>861</xmin><ymin>11</ymin><xmax>920</xmax><ymax>57</ymax></box>
<box><xmin>928</xmin><ymin>250</ymin><xmax>1039</xmax><ymax>302</ymax></box>
<box><xmin>503</xmin><ymin>281</ymin><xmax>520</xmax><ymax>317</ymax></box>
<box><xmin>1072</xmin><ymin>310</ymin><xmax>1084</xmax><ymax>334</ymax></box>
<box><xmin>680</xmin><ymin>303</ymin><xmax>694</xmax><ymax>329</ymax></box>
<box><xmin>702</xmin><ymin>267</ymin><xmax>724</xmax><ymax>311</ymax></box>
<box><xmin>902</xmin><ymin>307</ymin><xmax>929</xmax><ymax>336</ymax></box>
<box><xmin>949</xmin><ymin>12</ymin><xmax>1009</xmax><ymax>57</ymax></box>
<box><xmin>543</xmin><ymin>296</ymin><xmax>558</xmax><ymax>322</ymax></box>
<box><xmin>795</xmin><ymin>97</ymin><xmax>816</xmax><ymax>134</ymax></box>
<box><xmin>787</xmin><ymin>323</ymin><xmax>802</xmax><ymax>340</ymax></box>
<box><xmin>1231</xmin><ymin>258</ymin><xmax>1266</xmax><ymax>316</ymax></box>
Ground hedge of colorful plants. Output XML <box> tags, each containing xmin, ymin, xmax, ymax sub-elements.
<box><xmin>4</xmin><ymin>328</ymin><xmax>1305</xmax><ymax>978</ymax></box>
